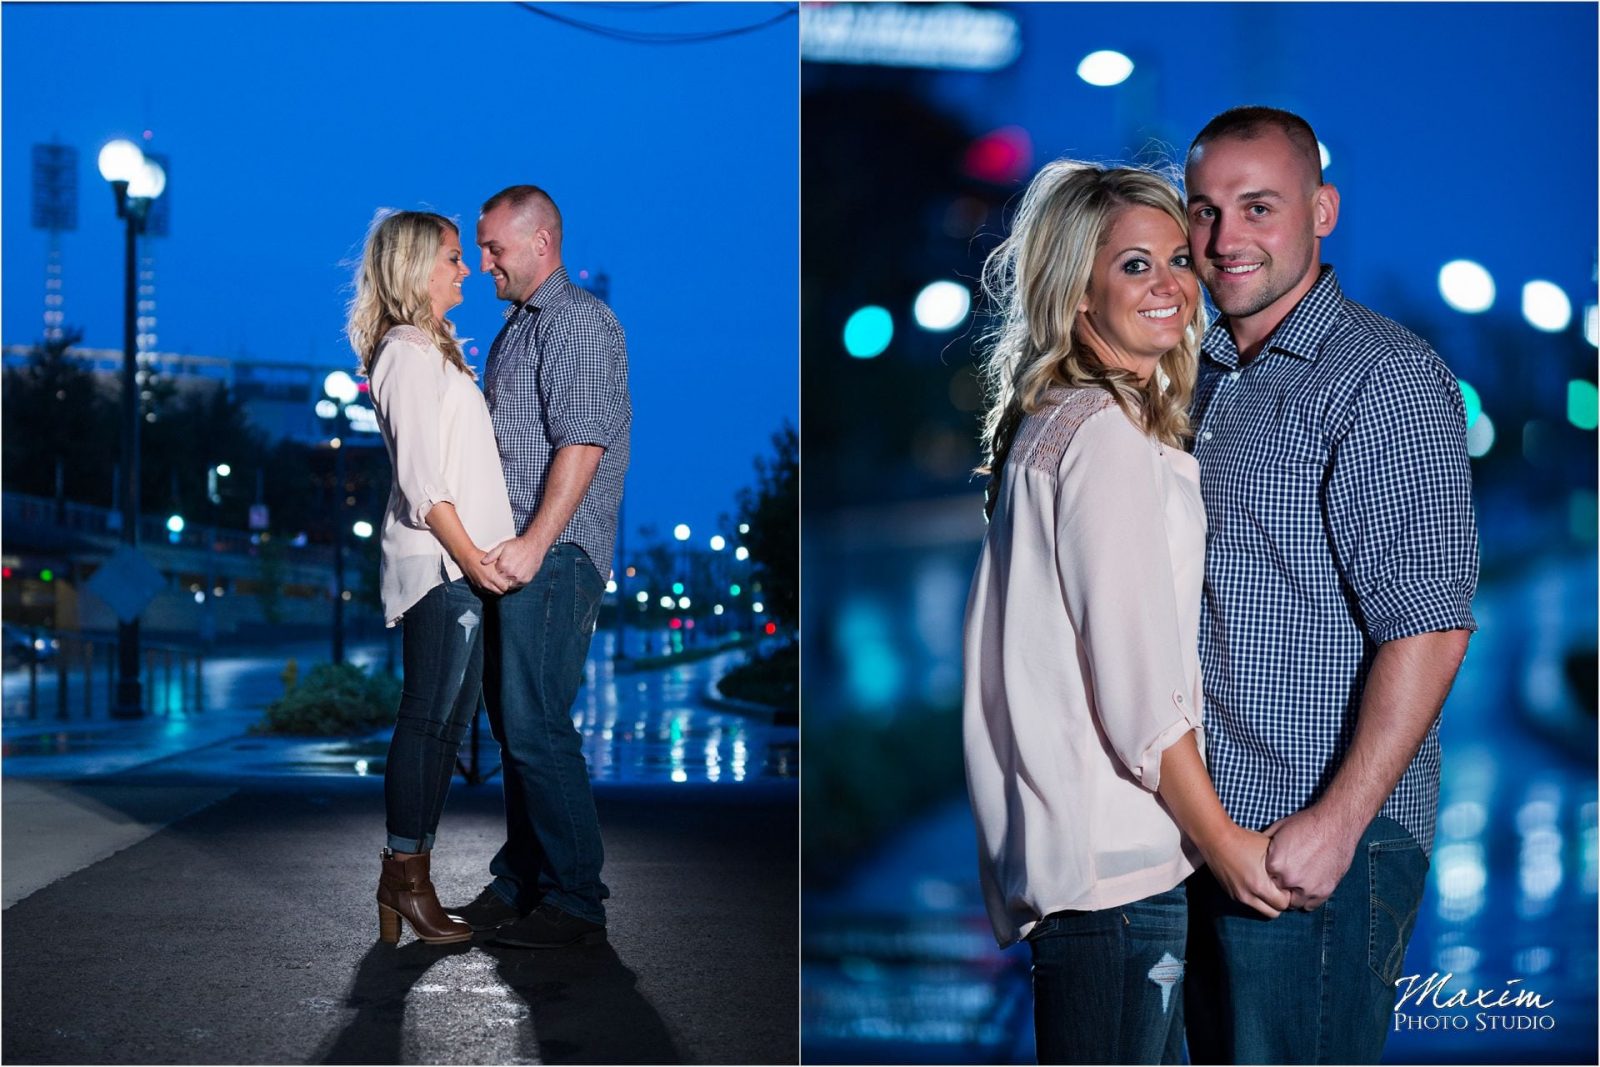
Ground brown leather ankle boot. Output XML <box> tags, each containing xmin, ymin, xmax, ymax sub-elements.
<box><xmin>377</xmin><ymin>849</ymin><xmax>473</xmax><ymax>945</ymax></box>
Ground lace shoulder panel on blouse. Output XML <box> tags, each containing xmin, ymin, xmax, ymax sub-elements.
<box><xmin>383</xmin><ymin>324</ymin><xmax>432</xmax><ymax>348</ymax></box>
<box><xmin>1014</xmin><ymin>387</ymin><xmax>1119</xmax><ymax>476</ymax></box>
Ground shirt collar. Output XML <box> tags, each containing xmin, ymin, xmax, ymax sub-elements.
<box><xmin>1201</xmin><ymin>264</ymin><xmax>1343</xmax><ymax>370</ymax></box>
<box><xmin>505</xmin><ymin>265</ymin><xmax>571</xmax><ymax>319</ymax></box>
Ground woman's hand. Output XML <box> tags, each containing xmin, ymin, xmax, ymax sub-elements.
<box><xmin>456</xmin><ymin>547</ymin><xmax>510</xmax><ymax>595</ymax></box>
<box><xmin>1200</xmin><ymin>825</ymin><xmax>1293</xmax><ymax>919</ymax></box>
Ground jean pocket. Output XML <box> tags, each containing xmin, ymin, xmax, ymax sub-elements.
<box><xmin>1367</xmin><ymin>837</ymin><xmax>1428</xmax><ymax>986</ymax></box>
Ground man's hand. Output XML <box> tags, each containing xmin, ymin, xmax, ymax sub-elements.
<box><xmin>1263</xmin><ymin>804</ymin><xmax>1361</xmax><ymax>911</ymax></box>
<box><xmin>1201</xmin><ymin>825</ymin><xmax>1294</xmax><ymax>920</ymax></box>
<box><xmin>483</xmin><ymin>535</ymin><xmax>548</xmax><ymax>588</ymax></box>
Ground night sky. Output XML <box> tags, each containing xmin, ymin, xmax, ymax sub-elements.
<box><xmin>2</xmin><ymin>2</ymin><xmax>798</xmax><ymax>547</ymax></box>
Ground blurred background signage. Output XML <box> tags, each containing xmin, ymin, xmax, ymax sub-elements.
<box><xmin>800</xmin><ymin>2</ymin><xmax>1021</xmax><ymax>72</ymax></box>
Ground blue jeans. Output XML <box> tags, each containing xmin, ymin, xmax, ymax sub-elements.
<box><xmin>1184</xmin><ymin>815</ymin><xmax>1429</xmax><ymax>1064</ymax></box>
<box><xmin>1029</xmin><ymin>884</ymin><xmax>1187</xmax><ymax>1065</ymax></box>
<box><xmin>384</xmin><ymin>578</ymin><xmax>485</xmax><ymax>853</ymax></box>
<box><xmin>483</xmin><ymin>543</ymin><xmax>609</xmax><ymax>925</ymax></box>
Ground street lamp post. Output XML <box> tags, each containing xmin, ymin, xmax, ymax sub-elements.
<box><xmin>323</xmin><ymin>371</ymin><xmax>358</xmax><ymax>665</ymax></box>
<box><xmin>99</xmin><ymin>139</ymin><xmax>165</xmax><ymax>719</ymax></box>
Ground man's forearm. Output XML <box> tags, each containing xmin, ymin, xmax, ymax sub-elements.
<box><xmin>519</xmin><ymin>444</ymin><xmax>605</xmax><ymax>552</ymax></box>
<box><xmin>1317</xmin><ymin>628</ymin><xmax>1471</xmax><ymax>830</ymax></box>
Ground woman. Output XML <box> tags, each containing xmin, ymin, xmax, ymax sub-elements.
<box><xmin>346</xmin><ymin>209</ymin><xmax>515</xmax><ymax>945</ymax></box>
<box><xmin>962</xmin><ymin>163</ymin><xmax>1291</xmax><ymax>1063</ymax></box>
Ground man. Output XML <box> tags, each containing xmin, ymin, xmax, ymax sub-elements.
<box><xmin>1181</xmin><ymin>107</ymin><xmax>1478</xmax><ymax>1062</ymax></box>
<box><xmin>453</xmin><ymin>184</ymin><xmax>631</xmax><ymax>949</ymax></box>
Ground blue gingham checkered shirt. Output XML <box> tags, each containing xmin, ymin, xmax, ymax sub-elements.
<box><xmin>484</xmin><ymin>265</ymin><xmax>631</xmax><ymax>579</ymax></box>
<box><xmin>1192</xmin><ymin>266</ymin><xmax>1478</xmax><ymax>856</ymax></box>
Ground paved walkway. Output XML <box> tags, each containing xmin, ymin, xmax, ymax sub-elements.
<box><xmin>2</xmin><ymin>641</ymin><xmax>798</xmax><ymax>1064</ymax></box>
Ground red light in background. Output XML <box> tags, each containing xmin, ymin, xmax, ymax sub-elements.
<box><xmin>668</xmin><ymin>617</ymin><xmax>682</xmax><ymax>629</ymax></box>
<box><xmin>764</xmin><ymin>622</ymin><xmax>777</xmax><ymax>635</ymax></box>
<box><xmin>963</xmin><ymin>126</ymin><xmax>1033</xmax><ymax>184</ymax></box>
<box><xmin>357</xmin><ymin>382</ymin><xmax>369</xmax><ymax>393</ymax></box>
<box><xmin>685</xmin><ymin>619</ymin><xmax>695</xmax><ymax>629</ymax></box>
<box><xmin>1</xmin><ymin>568</ymin><xmax>11</xmax><ymax>579</ymax></box>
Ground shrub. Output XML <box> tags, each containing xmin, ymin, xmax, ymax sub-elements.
<box><xmin>257</xmin><ymin>662</ymin><xmax>401</xmax><ymax>736</ymax></box>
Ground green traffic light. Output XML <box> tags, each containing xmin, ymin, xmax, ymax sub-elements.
<box><xmin>672</xmin><ymin>582</ymin><xmax>685</xmax><ymax>595</ymax></box>
<box><xmin>39</xmin><ymin>569</ymin><xmax>53</xmax><ymax>582</ymax></box>
<box><xmin>729</xmin><ymin>583</ymin><xmax>741</xmax><ymax>596</ymax></box>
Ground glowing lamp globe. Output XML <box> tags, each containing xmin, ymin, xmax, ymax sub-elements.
<box><xmin>97</xmin><ymin>140</ymin><xmax>144</xmax><ymax>184</ymax></box>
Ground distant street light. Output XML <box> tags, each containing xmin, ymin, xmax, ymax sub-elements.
<box><xmin>709</xmin><ymin>535</ymin><xmax>726</xmax><ymax>551</ymax></box>
<box><xmin>352</xmin><ymin>520</ymin><xmax>374</xmax><ymax>539</ymax></box>
<box><xmin>100</xmin><ymin>137</ymin><xmax>166</xmax><ymax>719</ymax></box>
<box><xmin>673</xmin><ymin>524</ymin><xmax>691</xmax><ymax>541</ymax></box>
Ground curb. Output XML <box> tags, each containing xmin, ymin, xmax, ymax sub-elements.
<box><xmin>702</xmin><ymin>675</ymin><xmax>798</xmax><ymax>727</ymax></box>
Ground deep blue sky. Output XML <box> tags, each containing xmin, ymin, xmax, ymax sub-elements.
<box><xmin>2</xmin><ymin>2</ymin><xmax>798</xmax><ymax>547</ymax></box>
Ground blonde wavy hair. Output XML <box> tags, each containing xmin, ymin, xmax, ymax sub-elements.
<box><xmin>345</xmin><ymin>209</ymin><xmax>472</xmax><ymax>378</ymax></box>
<box><xmin>976</xmin><ymin>161</ymin><xmax>1204</xmax><ymax>516</ymax></box>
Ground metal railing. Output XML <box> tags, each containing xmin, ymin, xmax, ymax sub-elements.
<box><xmin>5</xmin><ymin>632</ymin><xmax>205</xmax><ymax>720</ymax></box>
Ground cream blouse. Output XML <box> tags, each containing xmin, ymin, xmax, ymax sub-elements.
<box><xmin>963</xmin><ymin>386</ymin><xmax>1207</xmax><ymax>947</ymax></box>
<box><xmin>366</xmin><ymin>326</ymin><xmax>516</xmax><ymax>626</ymax></box>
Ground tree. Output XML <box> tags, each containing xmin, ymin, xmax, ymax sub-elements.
<box><xmin>1</xmin><ymin>328</ymin><xmax>119</xmax><ymax>504</ymax></box>
<box><xmin>737</xmin><ymin>423</ymin><xmax>797</xmax><ymax>631</ymax></box>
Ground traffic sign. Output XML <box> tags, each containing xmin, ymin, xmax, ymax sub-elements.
<box><xmin>84</xmin><ymin>546</ymin><xmax>166</xmax><ymax>623</ymax></box>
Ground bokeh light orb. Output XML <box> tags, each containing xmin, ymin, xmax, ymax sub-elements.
<box><xmin>1438</xmin><ymin>260</ymin><xmax>1495</xmax><ymax>313</ymax></box>
<box><xmin>844</xmin><ymin>306</ymin><xmax>894</xmax><ymax>358</ymax></box>
<box><xmin>1522</xmin><ymin>280</ymin><xmax>1572</xmax><ymax>333</ymax></box>
<box><xmin>1076</xmin><ymin>50</ymin><xmax>1133</xmax><ymax>86</ymax></box>
<box><xmin>1466</xmin><ymin>414</ymin><xmax>1495</xmax><ymax>458</ymax></box>
<box><xmin>1457</xmin><ymin>379</ymin><xmax>1483</xmax><ymax>430</ymax></box>
<box><xmin>913</xmin><ymin>281</ymin><xmax>972</xmax><ymax>332</ymax></box>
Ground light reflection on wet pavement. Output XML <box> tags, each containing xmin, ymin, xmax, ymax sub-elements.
<box><xmin>2</xmin><ymin>633</ymin><xmax>795</xmax><ymax>790</ymax></box>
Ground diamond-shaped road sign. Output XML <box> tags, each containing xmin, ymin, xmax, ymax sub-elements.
<box><xmin>84</xmin><ymin>546</ymin><xmax>167</xmax><ymax>623</ymax></box>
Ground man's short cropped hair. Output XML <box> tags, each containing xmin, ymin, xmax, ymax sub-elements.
<box><xmin>481</xmin><ymin>184</ymin><xmax>563</xmax><ymax>240</ymax></box>
<box><xmin>1188</xmin><ymin>106</ymin><xmax>1323</xmax><ymax>185</ymax></box>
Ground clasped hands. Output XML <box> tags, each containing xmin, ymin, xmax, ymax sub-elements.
<box><xmin>1209</xmin><ymin>803</ymin><xmax>1357</xmax><ymax>920</ymax></box>
<box><xmin>459</xmin><ymin>535</ymin><xmax>548</xmax><ymax>596</ymax></box>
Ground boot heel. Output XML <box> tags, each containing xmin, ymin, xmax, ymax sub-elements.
<box><xmin>579</xmin><ymin>930</ymin><xmax>608</xmax><ymax>946</ymax></box>
<box><xmin>378</xmin><ymin>903</ymin><xmax>402</xmax><ymax>944</ymax></box>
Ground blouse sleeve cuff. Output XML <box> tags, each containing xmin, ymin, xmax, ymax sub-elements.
<box><xmin>1128</xmin><ymin>691</ymin><xmax>1202</xmax><ymax>792</ymax></box>
<box><xmin>404</xmin><ymin>488</ymin><xmax>455</xmax><ymax>530</ymax></box>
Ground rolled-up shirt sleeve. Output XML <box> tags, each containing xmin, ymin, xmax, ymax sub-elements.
<box><xmin>1054</xmin><ymin>410</ymin><xmax>1201</xmax><ymax>791</ymax></box>
<box><xmin>369</xmin><ymin>339</ymin><xmax>454</xmax><ymax>529</ymax></box>
<box><xmin>1325</xmin><ymin>350</ymin><xmax>1479</xmax><ymax>645</ymax></box>
<box><xmin>539</xmin><ymin>306</ymin><xmax>622</xmax><ymax>450</ymax></box>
